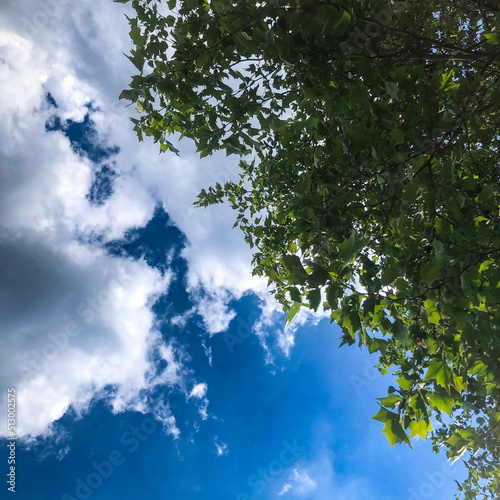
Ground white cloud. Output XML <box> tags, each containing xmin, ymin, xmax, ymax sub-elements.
<box><xmin>279</xmin><ymin>483</ymin><xmax>292</xmax><ymax>495</ymax></box>
<box><xmin>57</xmin><ymin>445</ymin><xmax>70</xmax><ymax>461</ymax></box>
<box><xmin>188</xmin><ymin>383</ymin><xmax>210</xmax><ymax>420</ymax></box>
<box><xmin>189</xmin><ymin>383</ymin><xmax>208</xmax><ymax>400</ymax></box>
<box><xmin>214</xmin><ymin>437</ymin><xmax>229</xmax><ymax>456</ymax></box>
<box><xmin>290</xmin><ymin>468</ymin><xmax>317</xmax><ymax>495</ymax></box>
<box><xmin>252</xmin><ymin>296</ymin><xmax>327</xmax><ymax>362</ymax></box>
<box><xmin>0</xmin><ymin>228</ymin><xmax>174</xmax><ymax>438</ymax></box>
<box><xmin>194</xmin><ymin>290</ymin><xmax>238</xmax><ymax>335</ymax></box>
<box><xmin>275</xmin><ymin>447</ymin><xmax>375</xmax><ymax>500</ymax></box>
<box><xmin>149</xmin><ymin>399</ymin><xmax>180</xmax><ymax>440</ymax></box>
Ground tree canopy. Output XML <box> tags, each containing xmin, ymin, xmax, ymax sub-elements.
<box><xmin>118</xmin><ymin>0</ymin><xmax>500</xmax><ymax>497</ymax></box>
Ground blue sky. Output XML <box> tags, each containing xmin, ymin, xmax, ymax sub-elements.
<box><xmin>0</xmin><ymin>1</ymin><xmax>466</xmax><ymax>499</ymax></box>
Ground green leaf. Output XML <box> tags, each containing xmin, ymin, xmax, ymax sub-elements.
<box><xmin>385</xmin><ymin>81</ymin><xmax>399</xmax><ymax>99</ymax></box>
<box><xmin>389</xmin><ymin>128</ymin><xmax>405</xmax><ymax>145</ymax></box>
<box><xmin>396</xmin><ymin>376</ymin><xmax>413</xmax><ymax>391</ymax></box>
<box><xmin>469</xmin><ymin>360</ymin><xmax>488</xmax><ymax>375</ymax></box>
<box><xmin>349</xmin><ymin>310</ymin><xmax>361</xmax><ymax>333</ymax></box>
<box><xmin>391</xmin><ymin>319</ymin><xmax>409</xmax><ymax>343</ymax></box>
<box><xmin>420</xmin><ymin>256</ymin><xmax>442</xmax><ymax>284</ymax></box>
<box><xmin>409</xmin><ymin>419</ymin><xmax>432</xmax><ymax>439</ymax></box>
<box><xmin>285</xmin><ymin>301</ymin><xmax>301</xmax><ymax>328</ymax></box>
<box><xmin>424</xmin><ymin>361</ymin><xmax>453</xmax><ymax>392</ymax></box>
<box><xmin>424</xmin><ymin>299</ymin><xmax>441</xmax><ymax>325</ymax></box>
<box><xmin>363</xmin><ymin>295</ymin><xmax>376</xmax><ymax>315</ymax></box>
<box><xmin>308</xmin><ymin>288</ymin><xmax>321</xmax><ymax>312</ymax></box>
<box><xmin>288</xmin><ymin>287</ymin><xmax>302</xmax><ymax>303</ymax></box>
<box><xmin>377</xmin><ymin>393</ymin><xmax>403</xmax><ymax>409</ymax></box>
<box><xmin>382</xmin><ymin>420</ymin><xmax>411</xmax><ymax>448</ymax></box>
<box><xmin>440</xmin><ymin>69</ymin><xmax>459</xmax><ymax>91</ymax></box>
<box><xmin>428</xmin><ymin>392</ymin><xmax>455</xmax><ymax>416</ymax></box>
<box><xmin>338</xmin><ymin>230</ymin><xmax>366</xmax><ymax>264</ymax></box>
<box><xmin>489</xmin><ymin>411</ymin><xmax>500</xmax><ymax>429</ymax></box>
<box><xmin>484</xmin><ymin>32</ymin><xmax>500</xmax><ymax>45</ymax></box>
<box><xmin>280</xmin><ymin>255</ymin><xmax>308</xmax><ymax>283</ymax></box>
<box><xmin>381</xmin><ymin>266</ymin><xmax>399</xmax><ymax>286</ymax></box>
<box><xmin>326</xmin><ymin>282</ymin><xmax>339</xmax><ymax>309</ymax></box>
<box><xmin>372</xmin><ymin>406</ymin><xmax>398</xmax><ymax>424</ymax></box>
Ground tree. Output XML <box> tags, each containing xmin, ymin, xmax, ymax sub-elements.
<box><xmin>118</xmin><ymin>0</ymin><xmax>500</xmax><ymax>496</ymax></box>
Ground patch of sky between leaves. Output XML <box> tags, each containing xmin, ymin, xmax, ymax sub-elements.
<box><xmin>44</xmin><ymin>93</ymin><xmax>119</xmax><ymax>206</ymax></box>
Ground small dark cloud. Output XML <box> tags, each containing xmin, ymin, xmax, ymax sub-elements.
<box><xmin>45</xmin><ymin>92</ymin><xmax>58</xmax><ymax>108</ymax></box>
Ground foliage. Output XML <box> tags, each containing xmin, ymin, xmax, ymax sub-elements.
<box><xmin>118</xmin><ymin>0</ymin><xmax>500</xmax><ymax>496</ymax></box>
